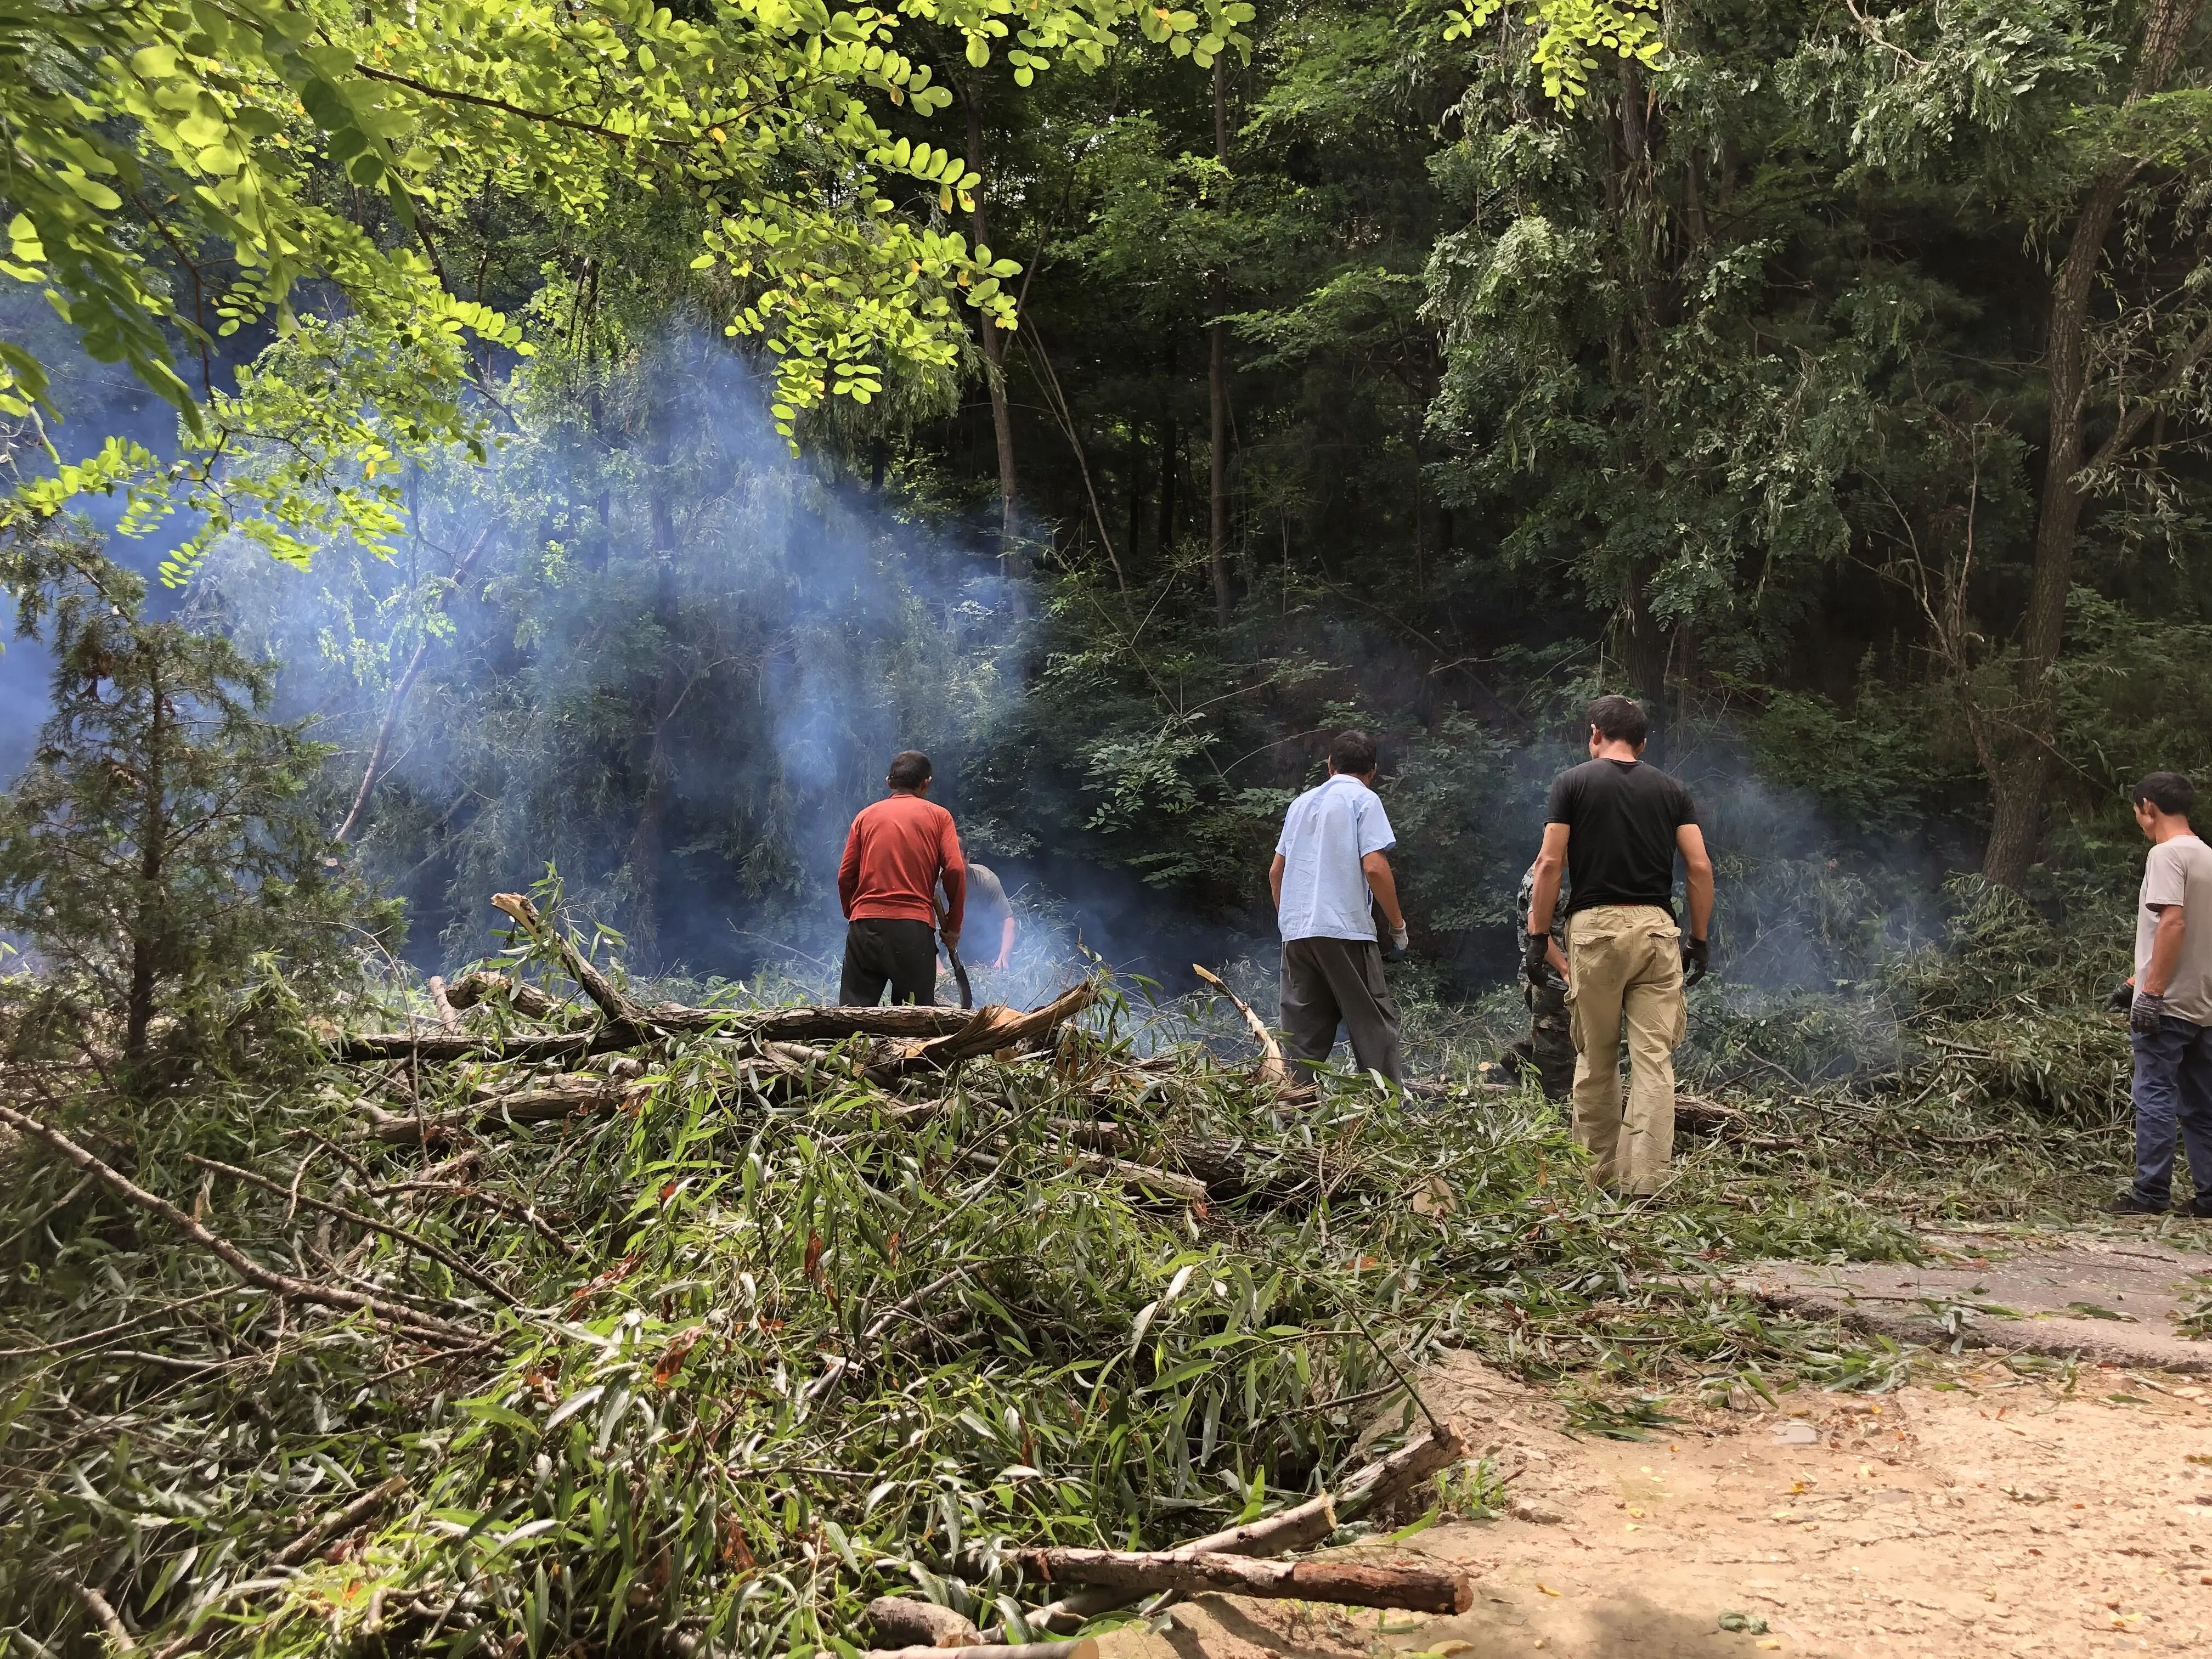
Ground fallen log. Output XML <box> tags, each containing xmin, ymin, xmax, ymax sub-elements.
<box><xmin>1002</xmin><ymin>1420</ymin><xmax>1464</xmax><ymax>1637</ymax></box>
<box><xmin>864</xmin><ymin>1598</ymin><xmax>982</xmax><ymax>1650</ymax></box>
<box><xmin>356</xmin><ymin>1076</ymin><xmax>627</xmax><ymax>1144</ymax></box>
<box><xmin>336</xmin><ymin>1030</ymin><xmax>610</xmax><ymax>1064</ymax></box>
<box><xmin>337</xmin><ymin>1003</ymin><xmax>982</xmax><ymax>1065</ymax></box>
<box><xmin>1336</xmin><ymin>1420</ymin><xmax>1467</xmax><ymax>1521</ymax></box>
<box><xmin>1012</xmin><ymin>1548</ymin><xmax>1471</xmax><ymax>1615</ymax></box>
<box><xmin>442</xmin><ymin>970</ymin><xmax>589</xmax><ymax>1026</ymax></box>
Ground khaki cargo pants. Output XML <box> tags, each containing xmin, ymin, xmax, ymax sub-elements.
<box><xmin>1565</xmin><ymin>904</ymin><xmax>1686</xmax><ymax>1195</ymax></box>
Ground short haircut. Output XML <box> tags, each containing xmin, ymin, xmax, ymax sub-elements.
<box><xmin>2132</xmin><ymin>771</ymin><xmax>2197</xmax><ymax>816</ymax></box>
<box><xmin>887</xmin><ymin>751</ymin><xmax>933</xmax><ymax>791</ymax></box>
<box><xmin>1328</xmin><ymin>729</ymin><xmax>1379</xmax><ymax>777</ymax></box>
<box><xmin>1587</xmin><ymin>693</ymin><xmax>1650</xmax><ymax>749</ymax></box>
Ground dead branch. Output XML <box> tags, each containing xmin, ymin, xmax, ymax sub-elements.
<box><xmin>864</xmin><ymin>1598</ymin><xmax>982</xmax><ymax>1650</ymax></box>
<box><xmin>182</xmin><ymin>1155</ymin><xmax>522</xmax><ymax>1309</ymax></box>
<box><xmin>272</xmin><ymin>1475</ymin><xmax>410</xmax><ymax>1567</ymax></box>
<box><xmin>0</xmin><ymin>1103</ymin><xmax>478</xmax><ymax>1345</ymax></box>
<box><xmin>1012</xmin><ymin>1547</ymin><xmax>1472</xmax><ymax>1614</ymax></box>
<box><xmin>1192</xmin><ymin>966</ymin><xmax>1296</xmax><ymax>1098</ymax></box>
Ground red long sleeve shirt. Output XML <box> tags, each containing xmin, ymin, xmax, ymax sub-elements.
<box><xmin>838</xmin><ymin>793</ymin><xmax>966</xmax><ymax>932</ymax></box>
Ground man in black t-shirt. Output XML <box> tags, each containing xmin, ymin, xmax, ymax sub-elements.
<box><xmin>1523</xmin><ymin>695</ymin><xmax>1714</xmax><ymax>1197</ymax></box>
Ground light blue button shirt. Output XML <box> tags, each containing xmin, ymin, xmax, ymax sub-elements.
<box><xmin>1275</xmin><ymin>773</ymin><xmax>1397</xmax><ymax>941</ymax></box>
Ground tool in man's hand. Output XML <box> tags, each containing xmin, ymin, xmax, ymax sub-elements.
<box><xmin>1681</xmin><ymin>933</ymin><xmax>1710</xmax><ymax>988</ymax></box>
<box><xmin>936</xmin><ymin>902</ymin><xmax>973</xmax><ymax>1009</ymax></box>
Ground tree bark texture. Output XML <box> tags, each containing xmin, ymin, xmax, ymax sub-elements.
<box><xmin>1982</xmin><ymin>0</ymin><xmax>2207</xmax><ymax>887</ymax></box>
<box><xmin>865</xmin><ymin>1599</ymin><xmax>983</xmax><ymax>1651</ymax></box>
<box><xmin>1012</xmin><ymin>1548</ymin><xmax>1474</xmax><ymax>1615</ymax></box>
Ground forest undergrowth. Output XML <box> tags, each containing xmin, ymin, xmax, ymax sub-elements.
<box><xmin>1</xmin><ymin>871</ymin><xmax>2174</xmax><ymax>1658</ymax></box>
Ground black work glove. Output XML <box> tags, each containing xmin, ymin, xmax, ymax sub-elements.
<box><xmin>1682</xmin><ymin>934</ymin><xmax>1711</xmax><ymax>988</ymax></box>
<box><xmin>1522</xmin><ymin>931</ymin><xmax>1552</xmax><ymax>990</ymax></box>
<box><xmin>2131</xmin><ymin>991</ymin><xmax>2168</xmax><ymax>1036</ymax></box>
<box><xmin>2106</xmin><ymin>981</ymin><xmax>2136</xmax><ymax>1014</ymax></box>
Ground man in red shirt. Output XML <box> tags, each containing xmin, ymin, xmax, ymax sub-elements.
<box><xmin>837</xmin><ymin>750</ymin><xmax>966</xmax><ymax>1005</ymax></box>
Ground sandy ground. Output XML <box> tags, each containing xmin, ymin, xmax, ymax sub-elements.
<box><xmin>1098</xmin><ymin>1236</ymin><xmax>2212</xmax><ymax>1659</ymax></box>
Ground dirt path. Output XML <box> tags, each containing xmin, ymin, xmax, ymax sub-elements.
<box><xmin>1098</xmin><ymin>1235</ymin><xmax>2212</xmax><ymax>1659</ymax></box>
<box><xmin>1691</xmin><ymin>1227</ymin><xmax>2212</xmax><ymax>1374</ymax></box>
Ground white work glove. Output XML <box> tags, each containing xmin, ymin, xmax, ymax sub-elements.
<box><xmin>1390</xmin><ymin>922</ymin><xmax>1410</xmax><ymax>953</ymax></box>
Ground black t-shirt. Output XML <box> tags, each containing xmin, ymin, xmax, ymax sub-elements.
<box><xmin>1544</xmin><ymin>758</ymin><xmax>1697</xmax><ymax>917</ymax></box>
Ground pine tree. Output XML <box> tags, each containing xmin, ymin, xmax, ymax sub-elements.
<box><xmin>0</xmin><ymin>520</ymin><xmax>396</xmax><ymax>1086</ymax></box>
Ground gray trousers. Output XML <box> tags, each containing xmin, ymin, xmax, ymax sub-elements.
<box><xmin>1279</xmin><ymin>936</ymin><xmax>1402</xmax><ymax>1084</ymax></box>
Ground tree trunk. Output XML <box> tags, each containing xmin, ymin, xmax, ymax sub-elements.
<box><xmin>1617</xmin><ymin>569</ymin><xmax>1672</xmax><ymax>759</ymax></box>
<box><xmin>126</xmin><ymin>654</ymin><xmax>165</xmax><ymax>1070</ymax></box>
<box><xmin>1207</xmin><ymin>57</ymin><xmax>1232</xmax><ymax>628</ymax></box>
<box><xmin>627</xmin><ymin>420</ymin><xmax>684</xmax><ymax>941</ymax></box>
<box><xmin>1980</xmin><ymin>0</ymin><xmax>2204</xmax><ymax>888</ymax></box>
<box><xmin>965</xmin><ymin>84</ymin><xmax>1019</xmax><ymax>579</ymax></box>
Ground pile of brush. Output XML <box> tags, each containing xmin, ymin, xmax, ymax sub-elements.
<box><xmin>0</xmin><ymin>892</ymin><xmax>1852</xmax><ymax>1659</ymax></box>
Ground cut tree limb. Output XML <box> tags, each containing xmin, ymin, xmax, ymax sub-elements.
<box><xmin>1336</xmin><ymin>1420</ymin><xmax>1467</xmax><ymax>1522</ymax></box>
<box><xmin>337</xmin><ymin>1030</ymin><xmax>608</xmax><ymax>1064</ymax></box>
<box><xmin>893</xmin><ymin>981</ymin><xmax>1098</xmax><ymax>1075</ymax></box>
<box><xmin>441</xmin><ymin>971</ymin><xmax>585</xmax><ymax>1025</ymax></box>
<box><xmin>1192</xmin><ymin>966</ymin><xmax>1295</xmax><ymax>1097</ymax></box>
<box><xmin>1012</xmin><ymin>1549</ymin><xmax>1471</xmax><ymax>1615</ymax></box>
<box><xmin>864</xmin><ymin>1598</ymin><xmax>983</xmax><ymax>1650</ymax></box>
<box><xmin>427</xmin><ymin>977</ymin><xmax>462</xmax><ymax>1034</ymax></box>
<box><xmin>865</xmin><ymin>1645</ymin><xmax>1097</xmax><ymax>1659</ymax></box>
<box><xmin>491</xmin><ymin>893</ymin><xmax>639</xmax><ymax>1030</ymax></box>
<box><xmin>272</xmin><ymin>1475</ymin><xmax>409</xmax><ymax>1567</ymax></box>
<box><xmin>355</xmin><ymin>1075</ymin><xmax>627</xmax><ymax>1144</ymax></box>
<box><xmin>61</xmin><ymin>1573</ymin><xmax>136</xmax><ymax>1652</ymax></box>
<box><xmin>183</xmin><ymin>1154</ymin><xmax>521</xmax><ymax>1308</ymax></box>
<box><xmin>1003</xmin><ymin>1422</ymin><xmax>1459</xmax><ymax>1637</ymax></box>
<box><xmin>0</xmin><ymin>1103</ymin><xmax>477</xmax><ymax>1345</ymax></box>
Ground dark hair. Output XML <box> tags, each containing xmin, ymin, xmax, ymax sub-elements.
<box><xmin>1587</xmin><ymin>694</ymin><xmax>1650</xmax><ymax>749</ymax></box>
<box><xmin>2132</xmin><ymin>771</ymin><xmax>2197</xmax><ymax>817</ymax></box>
<box><xmin>1328</xmin><ymin>729</ymin><xmax>1379</xmax><ymax>777</ymax></box>
<box><xmin>887</xmin><ymin>751</ymin><xmax>934</xmax><ymax>791</ymax></box>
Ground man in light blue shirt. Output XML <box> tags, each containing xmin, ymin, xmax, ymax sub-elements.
<box><xmin>1267</xmin><ymin>729</ymin><xmax>1408</xmax><ymax>1084</ymax></box>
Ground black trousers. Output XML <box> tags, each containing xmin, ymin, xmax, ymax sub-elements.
<box><xmin>1279</xmin><ymin>936</ymin><xmax>1402</xmax><ymax>1084</ymax></box>
<box><xmin>840</xmin><ymin>918</ymin><xmax>938</xmax><ymax>1006</ymax></box>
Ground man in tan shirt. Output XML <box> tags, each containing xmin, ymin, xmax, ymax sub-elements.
<box><xmin>2111</xmin><ymin>771</ymin><xmax>2212</xmax><ymax>1217</ymax></box>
